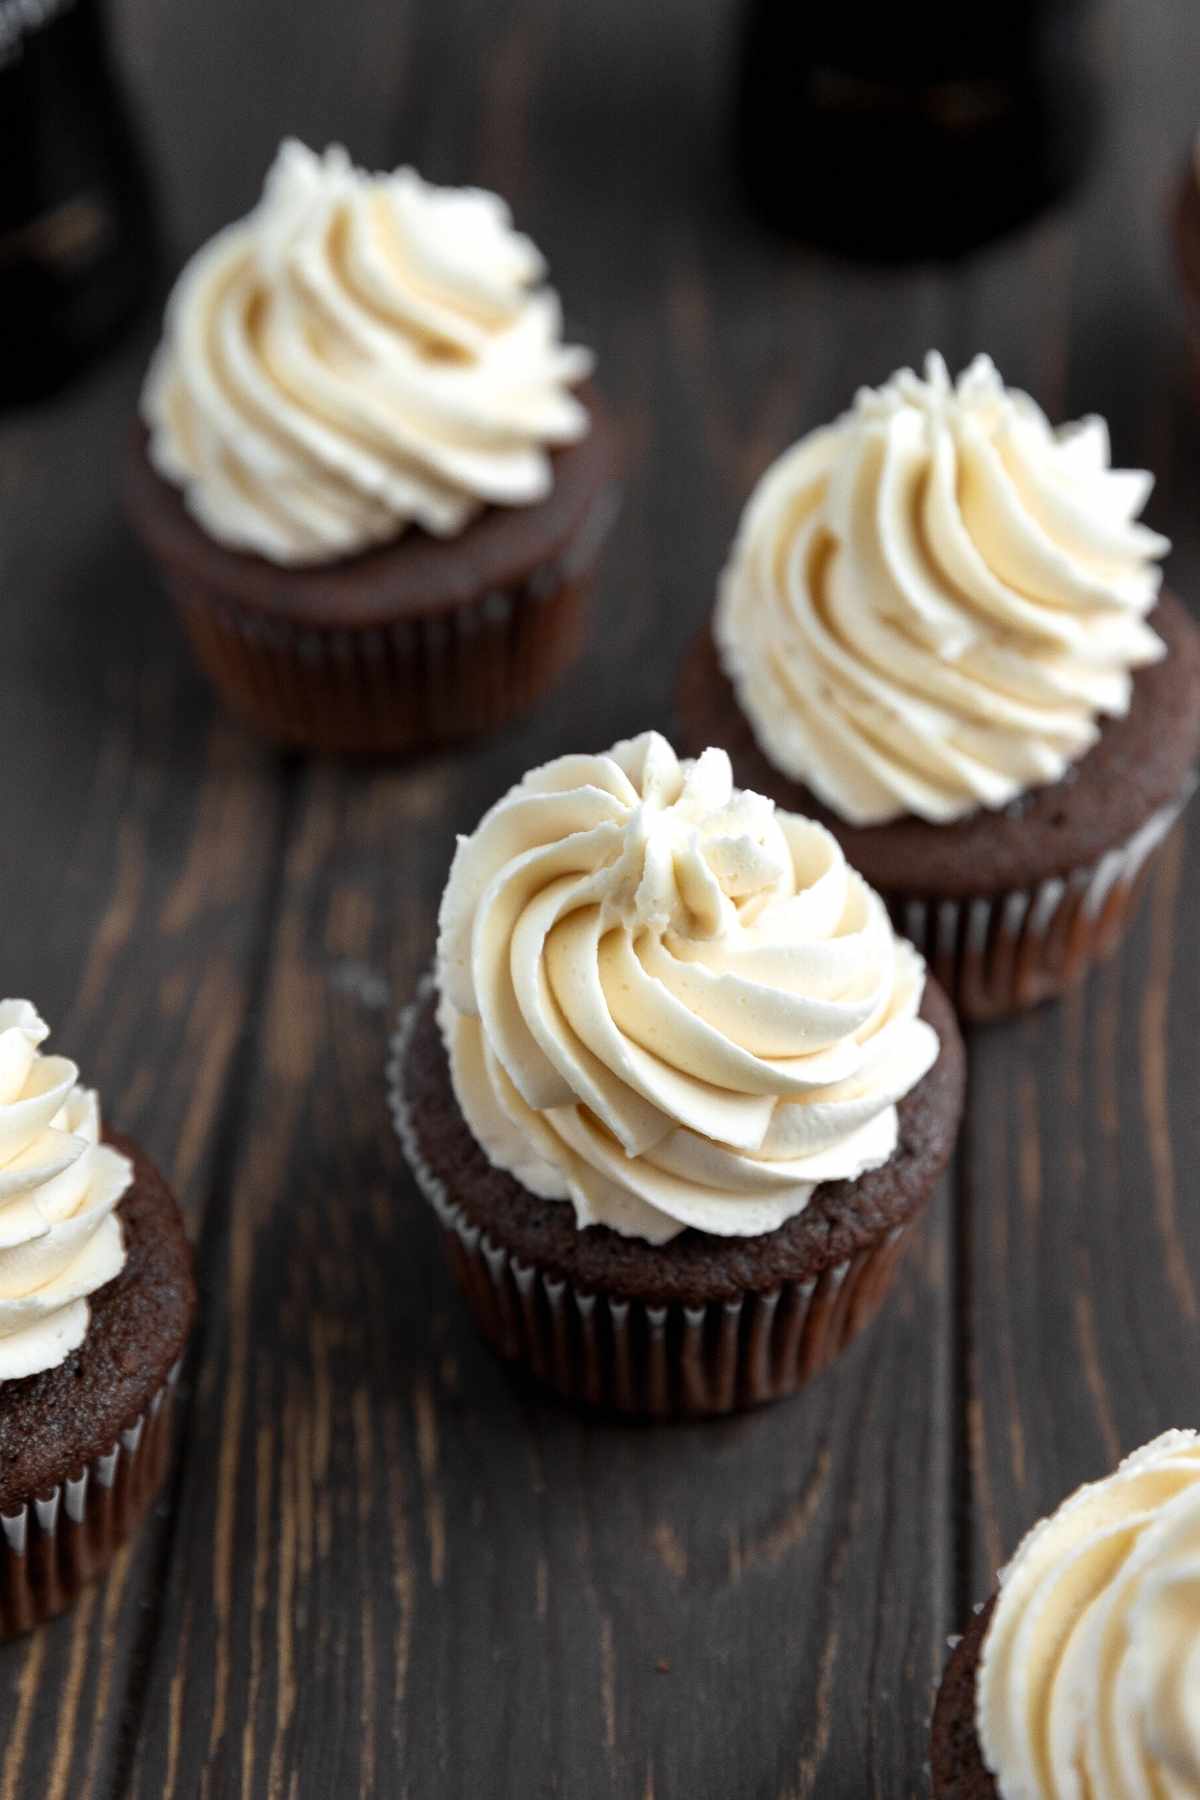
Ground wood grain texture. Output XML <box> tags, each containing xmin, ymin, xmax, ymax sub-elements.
<box><xmin>0</xmin><ymin>0</ymin><xmax>1198</xmax><ymax>1793</ymax></box>
<box><xmin>956</xmin><ymin>0</ymin><xmax>1200</xmax><ymax>1612</ymax></box>
<box><xmin>123</xmin><ymin>759</ymin><xmax>954</xmax><ymax>1798</ymax></box>
<box><xmin>0</xmin><ymin>350</ymin><xmax>290</xmax><ymax>1793</ymax></box>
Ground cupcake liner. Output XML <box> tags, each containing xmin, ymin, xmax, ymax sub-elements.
<box><xmin>890</xmin><ymin>783</ymin><xmax>1193</xmax><ymax>1023</ymax></box>
<box><xmin>164</xmin><ymin>482</ymin><xmax>620</xmax><ymax>755</ymax></box>
<box><xmin>434</xmin><ymin>1201</ymin><xmax>911</xmax><ymax>1418</ymax></box>
<box><xmin>0</xmin><ymin>1361</ymin><xmax>181</xmax><ymax>1638</ymax></box>
<box><xmin>388</xmin><ymin>989</ymin><xmax>915</xmax><ymax>1419</ymax></box>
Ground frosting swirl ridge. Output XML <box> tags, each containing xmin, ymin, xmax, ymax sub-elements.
<box><xmin>716</xmin><ymin>353</ymin><xmax>1169</xmax><ymax>826</ymax></box>
<box><xmin>978</xmin><ymin>1429</ymin><xmax>1200</xmax><ymax>1798</ymax></box>
<box><xmin>0</xmin><ymin>1001</ymin><xmax>130</xmax><ymax>1381</ymax></box>
<box><xmin>436</xmin><ymin>732</ymin><xmax>938</xmax><ymax>1242</ymax></box>
<box><xmin>143</xmin><ymin>140</ymin><xmax>593</xmax><ymax>565</ymax></box>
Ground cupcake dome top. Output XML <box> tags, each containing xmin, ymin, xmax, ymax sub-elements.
<box><xmin>716</xmin><ymin>352</ymin><xmax>1169</xmax><ymax>827</ymax></box>
<box><xmin>978</xmin><ymin>1429</ymin><xmax>1200</xmax><ymax>1797</ymax></box>
<box><xmin>142</xmin><ymin>140</ymin><xmax>594</xmax><ymax>566</ymax></box>
<box><xmin>0</xmin><ymin>1001</ymin><xmax>130</xmax><ymax>1380</ymax></box>
<box><xmin>435</xmin><ymin>731</ymin><xmax>938</xmax><ymax>1243</ymax></box>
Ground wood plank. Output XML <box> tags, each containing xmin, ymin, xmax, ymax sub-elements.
<box><xmin>124</xmin><ymin>754</ymin><xmax>958</xmax><ymax>1798</ymax></box>
<box><xmin>958</xmin><ymin>0</ymin><xmax>1200</xmax><ymax>1613</ymax></box>
<box><xmin>0</xmin><ymin>355</ymin><xmax>290</xmax><ymax>1795</ymax></box>
<box><xmin>117</xmin><ymin>0</ymin><xmax>967</xmax><ymax>1786</ymax></box>
<box><xmin>0</xmin><ymin>0</ymin><xmax>461</xmax><ymax>1788</ymax></box>
<box><xmin>960</xmin><ymin>823</ymin><xmax>1200</xmax><ymax>1603</ymax></box>
<box><xmin>2</xmin><ymin>0</ymin><xmax>1196</xmax><ymax>1789</ymax></box>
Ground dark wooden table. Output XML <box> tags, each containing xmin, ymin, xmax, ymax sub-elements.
<box><xmin>2</xmin><ymin>1</ymin><xmax>1199</xmax><ymax>1793</ymax></box>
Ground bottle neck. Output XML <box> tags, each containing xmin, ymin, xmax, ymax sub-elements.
<box><xmin>0</xmin><ymin>0</ymin><xmax>158</xmax><ymax>405</ymax></box>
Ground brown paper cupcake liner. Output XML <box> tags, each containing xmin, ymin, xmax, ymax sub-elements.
<box><xmin>889</xmin><ymin>782</ymin><xmax>1193</xmax><ymax>1023</ymax></box>
<box><xmin>388</xmin><ymin>991</ymin><xmax>916</xmax><ymax>1419</ymax></box>
<box><xmin>166</xmin><ymin>482</ymin><xmax>620</xmax><ymax>755</ymax></box>
<box><xmin>0</xmin><ymin>1360</ymin><xmax>181</xmax><ymax>1638</ymax></box>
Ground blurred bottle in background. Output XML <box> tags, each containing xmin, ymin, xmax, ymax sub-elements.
<box><xmin>0</xmin><ymin>0</ymin><xmax>157</xmax><ymax>406</ymax></box>
<box><xmin>733</xmin><ymin>0</ymin><xmax>1099</xmax><ymax>261</ymax></box>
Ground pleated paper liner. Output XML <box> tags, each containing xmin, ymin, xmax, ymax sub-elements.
<box><xmin>890</xmin><ymin>782</ymin><xmax>1193</xmax><ymax>1024</ymax></box>
<box><xmin>432</xmin><ymin>1198</ymin><xmax>911</xmax><ymax>1419</ymax></box>
<box><xmin>163</xmin><ymin>479</ymin><xmax>620</xmax><ymax>756</ymax></box>
<box><xmin>0</xmin><ymin>1361</ymin><xmax>180</xmax><ymax>1639</ymax></box>
<box><xmin>388</xmin><ymin>990</ymin><xmax>920</xmax><ymax>1421</ymax></box>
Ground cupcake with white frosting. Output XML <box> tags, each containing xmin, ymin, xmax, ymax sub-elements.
<box><xmin>932</xmin><ymin>1430</ymin><xmax>1200</xmax><ymax>1797</ymax></box>
<box><xmin>127</xmin><ymin>140</ymin><xmax>617</xmax><ymax>753</ymax></box>
<box><xmin>0</xmin><ymin>1001</ymin><xmax>196</xmax><ymax>1637</ymax></box>
<box><xmin>680</xmin><ymin>354</ymin><xmax>1200</xmax><ymax>1019</ymax></box>
<box><xmin>390</xmin><ymin>731</ymin><xmax>964</xmax><ymax>1418</ymax></box>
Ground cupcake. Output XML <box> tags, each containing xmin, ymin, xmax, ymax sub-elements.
<box><xmin>127</xmin><ymin>141</ymin><xmax>618</xmax><ymax>754</ymax></box>
<box><xmin>390</xmin><ymin>731</ymin><xmax>964</xmax><ymax>1419</ymax></box>
<box><xmin>0</xmin><ymin>1001</ymin><xmax>196</xmax><ymax>1636</ymax></box>
<box><xmin>932</xmin><ymin>1430</ymin><xmax>1200</xmax><ymax>1796</ymax></box>
<box><xmin>679</xmin><ymin>354</ymin><xmax>1200</xmax><ymax>1021</ymax></box>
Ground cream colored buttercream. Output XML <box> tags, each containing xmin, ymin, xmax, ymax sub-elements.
<box><xmin>978</xmin><ymin>1429</ymin><xmax>1200</xmax><ymax>1798</ymax></box>
<box><xmin>143</xmin><ymin>140</ymin><xmax>593</xmax><ymax>565</ymax></box>
<box><xmin>716</xmin><ymin>353</ymin><xmax>1168</xmax><ymax>826</ymax></box>
<box><xmin>0</xmin><ymin>1001</ymin><xmax>130</xmax><ymax>1381</ymax></box>
<box><xmin>435</xmin><ymin>732</ymin><xmax>938</xmax><ymax>1243</ymax></box>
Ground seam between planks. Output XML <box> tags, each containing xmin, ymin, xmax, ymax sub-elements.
<box><xmin>949</xmin><ymin>1090</ymin><xmax>978</xmax><ymax>1637</ymax></box>
<box><xmin>104</xmin><ymin>755</ymin><xmax>304</xmax><ymax>1800</ymax></box>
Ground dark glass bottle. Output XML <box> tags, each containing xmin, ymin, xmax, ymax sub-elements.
<box><xmin>0</xmin><ymin>0</ymin><xmax>157</xmax><ymax>405</ymax></box>
<box><xmin>733</xmin><ymin>0</ymin><xmax>1098</xmax><ymax>261</ymax></box>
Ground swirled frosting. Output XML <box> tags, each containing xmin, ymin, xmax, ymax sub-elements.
<box><xmin>716</xmin><ymin>353</ymin><xmax>1169</xmax><ymax>826</ymax></box>
<box><xmin>142</xmin><ymin>140</ymin><xmax>594</xmax><ymax>565</ymax></box>
<box><xmin>978</xmin><ymin>1430</ymin><xmax>1200</xmax><ymax>1797</ymax></box>
<box><xmin>0</xmin><ymin>1001</ymin><xmax>130</xmax><ymax>1381</ymax></box>
<box><xmin>435</xmin><ymin>732</ymin><xmax>938</xmax><ymax>1243</ymax></box>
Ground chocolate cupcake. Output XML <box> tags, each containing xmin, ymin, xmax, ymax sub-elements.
<box><xmin>127</xmin><ymin>141</ymin><xmax>618</xmax><ymax>754</ymax></box>
<box><xmin>680</xmin><ymin>354</ymin><xmax>1200</xmax><ymax>1021</ymax></box>
<box><xmin>0</xmin><ymin>1001</ymin><xmax>196</xmax><ymax>1636</ymax></box>
<box><xmin>932</xmin><ymin>1431</ymin><xmax>1200</xmax><ymax>1797</ymax></box>
<box><xmin>390</xmin><ymin>732</ymin><xmax>964</xmax><ymax>1419</ymax></box>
